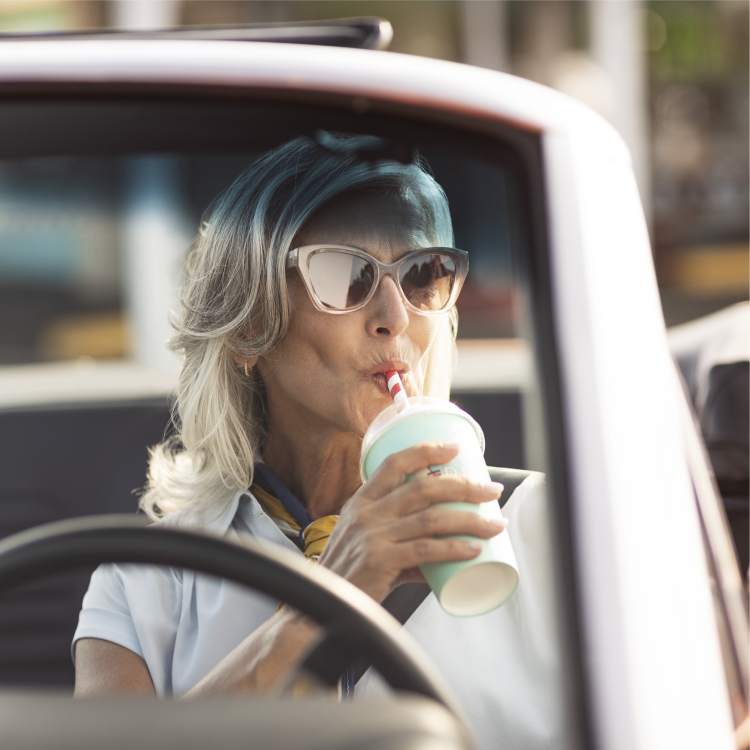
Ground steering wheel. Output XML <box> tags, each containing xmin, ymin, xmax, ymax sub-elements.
<box><xmin>0</xmin><ymin>514</ymin><xmax>461</xmax><ymax>714</ymax></box>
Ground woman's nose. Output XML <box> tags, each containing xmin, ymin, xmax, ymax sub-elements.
<box><xmin>365</xmin><ymin>275</ymin><xmax>410</xmax><ymax>338</ymax></box>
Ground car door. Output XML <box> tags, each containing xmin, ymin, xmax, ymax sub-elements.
<box><xmin>0</xmin><ymin>36</ymin><xmax>744</xmax><ymax>750</ymax></box>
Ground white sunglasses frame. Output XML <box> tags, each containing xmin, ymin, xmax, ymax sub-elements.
<box><xmin>286</xmin><ymin>244</ymin><xmax>469</xmax><ymax>315</ymax></box>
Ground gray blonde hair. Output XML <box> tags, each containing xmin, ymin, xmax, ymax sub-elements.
<box><xmin>141</xmin><ymin>135</ymin><xmax>457</xmax><ymax>526</ymax></box>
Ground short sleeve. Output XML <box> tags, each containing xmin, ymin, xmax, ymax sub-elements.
<box><xmin>70</xmin><ymin>491</ymin><xmax>299</xmax><ymax>698</ymax></box>
<box><xmin>72</xmin><ymin>563</ymin><xmax>144</xmax><ymax>662</ymax></box>
<box><xmin>72</xmin><ymin>562</ymin><xmax>183</xmax><ymax>696</ymax></box>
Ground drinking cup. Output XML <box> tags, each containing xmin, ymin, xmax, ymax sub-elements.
<box><xmin>361</xmin><ymin>396</ymin><xmax>519</xmax><ymax>616</ymax></box>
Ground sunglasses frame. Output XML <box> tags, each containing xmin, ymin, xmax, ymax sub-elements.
<box><xmin>286</xmin><ymin>244</ymin><xmax>469</xmax><ymax>315</ymax></box>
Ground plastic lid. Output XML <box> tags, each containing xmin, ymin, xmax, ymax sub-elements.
<box><xmin>360</xmin><ymin>396</ymin><xmax>485</xmax><ymax>465</ymax></box>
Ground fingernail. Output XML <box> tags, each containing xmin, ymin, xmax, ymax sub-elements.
<box><xmin>488</xmin><ymin>518</ymin><xmax>506</xmax><ymax>530</ymax></box>
<box><xmin>467</xmin><ymin>540</ymin><xmax>483</xmax><ymax>550</ymax></box>
<box><xmin>439</xmin><ymin>441</ymin><xmax>460</xmax><ymax>451</ymax></box>
<box><xmin>483</xmin><ymin>482</ymin><xmax>504</xmax><ymax>497</ymax></box>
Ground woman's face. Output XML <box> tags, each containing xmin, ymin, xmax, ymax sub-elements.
<box><xmin>257</xmin><ymin>190</ymin><xmax>443</xmax><ymax>439</ymax></box>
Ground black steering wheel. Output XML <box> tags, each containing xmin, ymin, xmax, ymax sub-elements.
<box><xmin>0</xmin><ymin>514</ymin><xmax>461</xmax><ymax>714</ymax></box>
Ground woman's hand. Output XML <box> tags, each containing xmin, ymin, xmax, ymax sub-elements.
<box><xmin>317</xmin><ymin>442</ymin><xmax>507</xmax><ymax>603</ymax></box>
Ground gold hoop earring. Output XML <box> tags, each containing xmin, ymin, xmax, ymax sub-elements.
<box><xmin>244</xmin><ymin>361</ymin><xmax>250</xmax><ymax>378</ymax></box>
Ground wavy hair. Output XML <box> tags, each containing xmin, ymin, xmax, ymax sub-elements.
<box><xmin>140</xmin><ymin>135</ymin><xmax>457</xmax><ymax>526</ymax></box>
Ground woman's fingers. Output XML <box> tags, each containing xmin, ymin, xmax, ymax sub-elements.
<box><xmin>386</xmin><ymin>507</ymin><xmax>507</xmax><ymax>543</ymax></box>
<box><xmin>360</xmin><ymin>442</ymin><xmax>461</xmax><ymax>497</ymax></box>
<box><xmin>324</xmin><ymin>441</ymin><xmax>508</xmax><ymax>602</ymax></box>
<box><xmin>376</xmin><ymin>474</ymin><xmax>504</xmax><ymax>518</ymax></box>
<box><xmin>390</xmin><ymin>537</ymin><xmax>486</xmax><ymax>571</ymax></box>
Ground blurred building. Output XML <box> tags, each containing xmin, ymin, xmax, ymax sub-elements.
<box><xmin>647</xmin><ymin>2</ymin><xmax>749</xmax><ymax>325</ymax></box>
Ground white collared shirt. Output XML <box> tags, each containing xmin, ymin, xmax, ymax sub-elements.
<box><xmin>73</xmin><ymin>473</ymin><xmax>568</xmax><ymax>750</ymax></box>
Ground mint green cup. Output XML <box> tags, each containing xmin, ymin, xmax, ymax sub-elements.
<box><xmin>360</xmin><ymin>397</ymin><xmax>519</xmax><ymax>617</ymax></box>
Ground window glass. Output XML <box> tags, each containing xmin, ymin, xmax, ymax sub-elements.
<box><xmin>0</xmin><ymin>100</ymin><xmax>582</xmax><ymax>750</ymax></box>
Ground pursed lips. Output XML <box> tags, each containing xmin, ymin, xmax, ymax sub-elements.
<box><xmin>367</xmin><ymin>360</ymin><xmax>409</xmax><ymax>396</ymax></box>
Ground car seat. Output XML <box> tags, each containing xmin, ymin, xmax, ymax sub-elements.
<box><xmin>669</xmin><ymin>303</ymin><xmax>749</xmax><ymax>579</ymax></box>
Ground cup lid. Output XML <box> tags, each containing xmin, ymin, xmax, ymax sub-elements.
<box><xmin>360</xmin><ymin>396</ymin><xmax>485</xmax><ymax>475</ymax></box>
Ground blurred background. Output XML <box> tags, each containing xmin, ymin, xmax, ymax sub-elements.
<box><xmin>0</xmin><ymin>0</ymin><xmax>747</xmax><ymax>485</ymax></box>
<box><xmin>0</xmin><ymin>0</ymin><xmax>746</xmax><ymax>371</ymax></box>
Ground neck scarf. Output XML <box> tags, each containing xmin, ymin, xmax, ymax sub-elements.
<box><xmin>251</xmin><ymin>462</ymin><xmax>339</xmax><ymax>560</ymax></box>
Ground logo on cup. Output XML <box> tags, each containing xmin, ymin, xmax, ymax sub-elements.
<box><xmin>413</xmin><ymin>463</ymin><xmax>467</xmax><ymax>480</ymax></box>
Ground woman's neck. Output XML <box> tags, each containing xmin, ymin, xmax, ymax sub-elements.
<box><xmin>260</xmin><ymin>414</ymin><xmax>363</xmax><ymax>519</ymax></box>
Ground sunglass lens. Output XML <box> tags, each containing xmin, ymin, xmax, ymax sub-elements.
<box><xmin>308</xmin><ymin>251</ymin><xmax>375</xmax><ymax>310</ymax></box>
<box><xmin>399</xmin><ymin>254</ymin><xmax>457</xmax><ymax>311</ymax></box>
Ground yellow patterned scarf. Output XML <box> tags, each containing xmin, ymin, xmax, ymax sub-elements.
<box><xmin>251</xmin><ymin>483</ymin><xmax>338</xmax><ymax>560</ymax></box>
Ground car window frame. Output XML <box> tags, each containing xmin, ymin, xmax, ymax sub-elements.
<box><xmin>678</xmin><ymin>370</ymin><xmax>750</xmax><ymax>737</ymax></box>
<box><xmin>0</xmin><ymin>81</ymin><xmax>592</xmax><ymax>748</ymax></box>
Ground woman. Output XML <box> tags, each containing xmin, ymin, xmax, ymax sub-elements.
<box><xmin>73</xmin><ymin>136</ymin><xmax>564</xmax><ymax>749</ymax></box>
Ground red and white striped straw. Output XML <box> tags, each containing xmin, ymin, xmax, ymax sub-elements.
<box><xmin>385</xmin><ymin>370</ymin><xmax>409</xmax><ymax>409</ymax></box>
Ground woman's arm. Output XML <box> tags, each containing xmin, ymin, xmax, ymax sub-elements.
<box><xmin>75</xmin><ymin>611</ymin><xmax>318</xmax><ymax>699</ymax></box>
<box><xmin>74</xmin><ymin>638</ymin><xmax>156</xmax><ymax>696</ymax></box>
<box><xmin>182</xmin><ymin>607</ymin><xmax>317</xmax><ymax>697</ymax></box>
<box><xmin>75</xmin><ymin>443</ymin><xmax>505</xmax><ymax>698</ymax></box>
<box><xmin>186</xmin><ymin>442</ymin><xmax>506</xmax><ymax>697</ymax></box>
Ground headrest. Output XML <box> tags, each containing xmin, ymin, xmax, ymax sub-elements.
<box><xmin>669</xmin><ymin>302</ymin><xmax>749</xmax><ymax>413</ymax></box>
<box><xmin>669</xmin><ymin>302</ymin><xmax>749</xmax><ymax>489</ymax></box>
<box><xmin>703</xmin><ymin>362</ymin><xmax>749</xmax><ymax>493</ymax></box>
